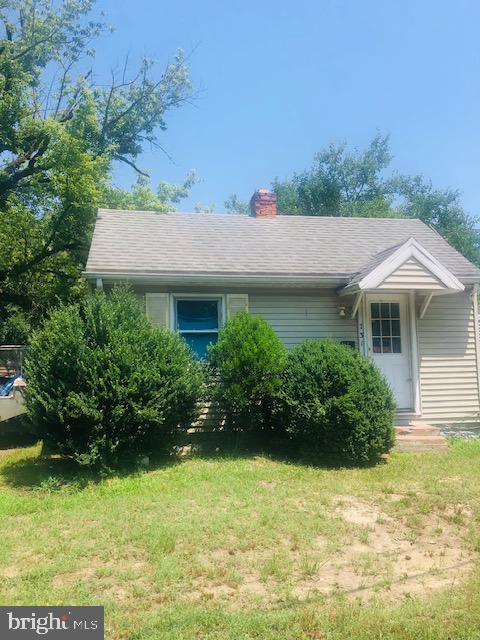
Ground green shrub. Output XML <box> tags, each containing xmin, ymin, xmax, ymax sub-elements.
<box><xmin>208</xmin><ymin>311</ymin><xmax>286</xmax><ymax>434</ymax></box>
<box><xmin>279</xmin><ymin>340</ymin><xmax>396</xmax><ymax>464</ymax></box>
<box><xmin>25</xmin><ymin>287</ymin><xmax>204</xmax><ymax>468</ymax></box>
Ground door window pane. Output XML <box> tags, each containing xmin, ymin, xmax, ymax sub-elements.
<box><xmin>382</xmin><ymin>337</ymin><xmax>392</xmax><ymax>353</ymax></box>
<box><xmin>390</xmin><ymin>303</ymin><xmax>400</xmax><ymax>319</ymax></box>
<box><xmin>372</xmin><ymin>320</ymin><xmax>381</xmax><ymax>336</ymax></box>
<box><xmin>391</xmin><ymin>320</ymin><xmax>400</xmax><ymax>336</ymax></box>
<box><xmin>392</xmin><ymin>337</ymin><xmax>402</xmax><ymax>353</ymax></box>
<box><xmin>381</xmin><ymin>303</ymin><xmax>390</xmax><ymax>317</ymax></box>
<box><xmin>371</xmin><ymin>303</ymin><xmax>380</xmax><ymax>318</ymax></box>
<box><xmin>381</xmin><ymin>320</ymin><xmax>391</xmax><ymax>335</ymax></box>
<box><xmin>372</xmin><ymin>338</ymin><xmax>381</xmax><ymax>353</ymax></box>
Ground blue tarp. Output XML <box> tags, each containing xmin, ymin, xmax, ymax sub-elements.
<box><xmin>0</xmin><ymin>377</ymin><xmax>18</xmax><ymax>397</ymax></box>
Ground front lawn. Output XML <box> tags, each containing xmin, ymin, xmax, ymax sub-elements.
<box><xmin>1</xmin><ymin>441</ymin><xmax>480</xmax><ymax>639</ymax></box>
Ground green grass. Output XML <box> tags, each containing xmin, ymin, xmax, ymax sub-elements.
<box><xmin>0</xmin><ymin>439</ymin><xmax>480</xmax><ymax>638</ymax></box>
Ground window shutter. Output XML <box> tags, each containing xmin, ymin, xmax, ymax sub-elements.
<box><xmin>145</xmin><ymin>293</ymin><xmax>170</xmax><ymax>329</ymax></box>
<box><xmin>226</xmin><ymin>294</ymin><xmax>249</xmax><ymax>320</ymax></box>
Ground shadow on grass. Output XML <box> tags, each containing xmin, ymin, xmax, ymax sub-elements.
<box><xmin>0</xmin><ymin>444</ymin><xmax>180</xmax><ymax>491</ymax></box>
<box><xmin>0</xmin><ymin>431</ymin><xmax>386</xmax><ymax>491</ymax></box>
<box><xmin>175</xmin><ymin>430</ymin><xmax>387</xmax><ymax>471</ymax></box>
<box><xmin>0</xmin><ymin>430</ymin><xmax>38</xmax><ymax>451</ymax></box>
<box><xmin>1</xmin><ymin>453</ymin><xmax>87</xmax><ymax>490</ymax></box>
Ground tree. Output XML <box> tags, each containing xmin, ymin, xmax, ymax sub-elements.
<box><xmin>100</xmin><ymin>173</ymin><xmax>197</xmax><ymax>213</ymax></box>
<box><xmin>224</xmin><ymin>193</ymin><xmax>249</xmax><ymax>215</ymax></box>
<box><xmin>194</xmin><ymin>202</ymin><xmax>215</xmax><ymax>213</ymax></box>
<box><xmin>272</xmin><ymin>135</ymin><xmax>480</xmax><ymax>265</ymax></box>
<box><xmin>392</xmin><ymin>175</ymin><xmax>480</xmax><ymax>265</ymax></box>
<box><xmin>273</xmin><ymin>134</ymin><xmax>394</xmax><ymax>218</ymax></box>
<box><xmin>0</xmin><ymin>0</ymin><xmax>194</xmax><ymax>340</ymax></box>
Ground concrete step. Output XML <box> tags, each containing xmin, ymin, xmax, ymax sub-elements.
<box><xmin>395</xmin><ymin>434</ymin><xmax>448</xmax><ymax>453</ymax></box>
<box><xmin>395</xmin><ymin>425</ymin><xmax>441</xmax><ymax>437</ymax></box>
<box><xmin>396</xmin><ymin>434</ymin><xmax>447</xmax><ymax>444</ymax></box>
<box><xmin>396</xmin><ymin>443</ymin><xmax>449</xmax><ymax>453</ymax></box>
<box><xmin>394</xmin><ymin>420</ymin><xmax>448</xmax><ymax>453</ymax></box>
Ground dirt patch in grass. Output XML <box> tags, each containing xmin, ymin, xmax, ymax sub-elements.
<box><xmin>334</xmin><ymin>494</ymin><xmax>390</xmax><ymax>526</ymax></box>
<box><xmin>184</xmin><ymin>494</ymin><xmax>475</xmax><ymax>607</ymax></box>
<box><xmin>52</xmin><ymin>554</ymin><xmax>151</xmax><ymax>603</ymax></box>
<box><xmin>310</xmin><ymin>494</ymin><xmax>474</xmax><ymax>600</ymax></box>
<box><xmin>53</xmin><ymin>565</ymin><xmax>97</xmax><ymax>587</ymax></box>
<box><xmin>2</xmin><ymin>566</ymin><xmax>20</xmax><ymax>578</ymax></box>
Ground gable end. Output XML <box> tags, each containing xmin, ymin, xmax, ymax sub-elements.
<box><xmin>377</xmin><ymin>257</ymin><xmax>446</xmax><ymax>290</ymax></box>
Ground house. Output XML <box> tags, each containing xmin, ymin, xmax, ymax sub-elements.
<box><xmin>84</xmin><ymin>189</ymin><xmax>480</xmax><ymax>426</ymax></box>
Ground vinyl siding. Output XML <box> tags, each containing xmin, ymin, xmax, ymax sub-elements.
<box><xmin>417</xmin><ymin>291</ymin><xmax>480</xmax><ymax>423</ymax></box>
<box><xmin>378</xmin><ymin>258</ymin><xmax>445</xmax><ymax>290</ymax></box>
<box><xmin>249</xmin><ymin>291</ymin><xmax>357</xmax><ymax>348</ymax></box>
<box><xmin>132</xmin><ymin>288</ymin><xmax>357</xmax><ymax>347</ymax></box>
<box><xmin>126</xmin><ymin>283</ymin><xmax>480</xmax><ymax>425</ymax></box>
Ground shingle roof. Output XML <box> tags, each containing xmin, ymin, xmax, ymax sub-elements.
<box><xmin>347</xmin><ymin>242</ymin><xmax>408</xmax><ymax>286</ymax></box>
<box><xmin>84</xmin><ymin>209</ymin><xmax>480</xmax><ymax>283</ymax></box>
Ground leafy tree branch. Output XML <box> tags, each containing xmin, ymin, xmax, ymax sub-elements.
<box><xmin>0</xmin><ymin>0</ymin><xmax>196</xmax><ymax>340</ymax></box>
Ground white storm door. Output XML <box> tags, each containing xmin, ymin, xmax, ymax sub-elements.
<box><xmin>366</xmin><ymin>294</ymin><xmax>413</xmax><ymax>410</ymax></box>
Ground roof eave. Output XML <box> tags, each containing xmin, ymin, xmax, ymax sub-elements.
<box><xmin>459</xmin><ymin>275</ymin><xmax>480</xmax><ymax>285</ymax></box>
<box><xmin>82</xmin><ymin>271</ymin><xmax>349</xmax><ymax>288</ymax></box>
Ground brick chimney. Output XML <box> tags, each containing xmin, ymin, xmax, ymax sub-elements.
<box><xmin>249</xmin><ymin>188</ymin><xmax>277</xmax><ymax>218</ymax></box>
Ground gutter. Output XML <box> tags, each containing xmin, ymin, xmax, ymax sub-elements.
<box><xmin>82</xmin><ymin>271</ymin><xmax>349</xmax><ymax>287</ymax></box>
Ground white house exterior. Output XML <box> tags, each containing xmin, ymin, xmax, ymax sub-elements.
<box><xmin>84</xmin><ymin>189</ymin><xmax>480</xmax><ymax>426</ymax></box>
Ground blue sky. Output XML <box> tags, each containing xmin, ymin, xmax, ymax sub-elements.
<box><xmin>98</xmin><ymin>0</ymin><xmax>480</xmax><ymax>214</ymax></box>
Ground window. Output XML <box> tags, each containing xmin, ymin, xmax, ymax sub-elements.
<box><xmin>175</xmin><ymin>298</ymin><xmax>221</xmax><ymax>359</ymax></box>
<box><xmin>371</xmin><ymin>302</ymin><xmax>401</xmax><ymax>354</ymax></box>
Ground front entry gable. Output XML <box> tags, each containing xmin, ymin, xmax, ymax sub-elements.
<box><xmin>341</xmin><ymin>238</ymin><xmax>465</xmax><ymax>294</ymax></box>
<box><xmin>377</xmin><ymin>257</ymin><xmax>445</xmax><ymax>290</ymax></box>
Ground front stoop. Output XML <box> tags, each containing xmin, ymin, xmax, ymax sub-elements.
<box><xmin>394</xmin><ymin>422</ymin><xmax>448</xmax><ymax>453</ymax></box>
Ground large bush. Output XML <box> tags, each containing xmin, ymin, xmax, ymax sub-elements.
<box><xmin>26</xmin><ymin>288</ymin><xmax>204</xmax><ymax>468</ymax></box>
<box><xmin>208</xmin><ymin>311</ymin><xmax>286</xmax><ymax>434</ymax></box>
<box><xmin>279</xmin><ymin>340</ymin><xmax>395</xmax><ymax>464</ymax></box>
